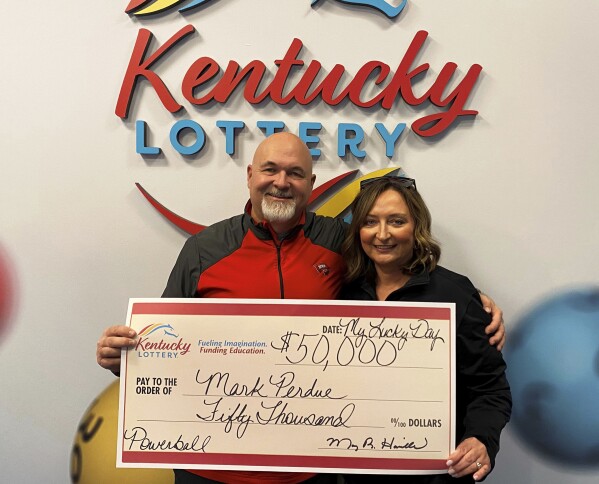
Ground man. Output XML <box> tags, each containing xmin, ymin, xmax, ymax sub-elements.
<box><xmin>97</xmin><ymin>132</ymin><xmax>505</xmax><ymax>484</ymax></box>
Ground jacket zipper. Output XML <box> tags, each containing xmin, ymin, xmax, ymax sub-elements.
<box><xmin>275</xmin><ymin>241</ymin><xmax>284</xmax><ymax>298</ymax></box>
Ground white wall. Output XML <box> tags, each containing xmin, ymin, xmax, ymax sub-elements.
<box><xmin>1</xmin><ymin>1</ymin><xmax>598</xmax><ymax>482</ymax></box>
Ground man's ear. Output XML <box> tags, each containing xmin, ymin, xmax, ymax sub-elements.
<box><xmin>247</xmin><ymin>164</ymin><xmax>253</xmax><ymax>188</ymax></box>
<box><xmin>310</xmin><ymin>174</ymin><xmax>316</xmax><ymax>188</ymax></box>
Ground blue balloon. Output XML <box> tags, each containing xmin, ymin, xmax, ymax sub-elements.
<box><xmin>505</xmin><ymin>288</ymin><xmax>599</xmax><ymax>467</ymax></box>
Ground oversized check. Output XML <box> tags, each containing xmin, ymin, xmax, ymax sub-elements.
<box><xmin>117</xmin><ymin>298</ymin><xmax>456</xmax><ymax>474</ymax></box>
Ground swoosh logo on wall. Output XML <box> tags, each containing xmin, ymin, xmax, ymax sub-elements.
<box><xmin>126</xmin><ymin>0</ymin><xmax>407</xmax><ymax>18</ymax></box>
<box><xmin>136</xmin><ymin>168</ymin><xmax>399</xmax><ymax>235</ymax></box>
<box><xmin>312</xmin><ymin>0</ymin><xmax>407</xmax><ymax>18</ymax></box>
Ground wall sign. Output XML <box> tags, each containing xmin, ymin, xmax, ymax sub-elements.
<box><xmin>118</xmin><ymin>1</ymin><xmax>483</xmax><ymax>158</ymax></box>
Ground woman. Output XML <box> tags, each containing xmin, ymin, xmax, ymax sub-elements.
<box><xmin>340</xmin><ymin>177</ymin><xmax>511</xmax><ymax>483</ymax></box>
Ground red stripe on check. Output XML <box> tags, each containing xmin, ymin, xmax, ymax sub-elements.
<box><xmin>131</xmin><ymin>303</ymin><xmax>450</xmax><ymax>321</ymax></box>
<box><xmin>121</xmin><ymin>451</ymin><xmax>447</xmax><ymax>470</ymax></box>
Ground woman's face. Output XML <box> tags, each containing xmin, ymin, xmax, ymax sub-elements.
<box><xmin>359</xmin><ymin>189</ymin><xmax>415</xmax><ymax>272</ymax></box>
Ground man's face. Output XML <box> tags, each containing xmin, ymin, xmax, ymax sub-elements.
<box><xmin>247</xmin><ymin>134</ymin><xmax>315</xmax><ymax>232</ymax></box>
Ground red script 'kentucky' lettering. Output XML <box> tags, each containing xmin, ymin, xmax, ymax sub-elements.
<box><xmin>115</xmin><ymin>26</ymin><xmax>482</xmax><ymax>137</ymax></box>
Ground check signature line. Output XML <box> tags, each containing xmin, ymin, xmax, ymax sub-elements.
<box><xmin>275</xmin><ymin>363</ymin><xmax>444</xmax><ymax>370</ymax></box>
<box><xmin>136</xmin><ymin>418</ymin><xmax>379</xmax><ymax>429</ymax></box>
<box><xmin>179</xmin><ymin>394</ymin><xmax>444</xmax><ymax>403</ymax></box>
<box><xmin>319</xmin><ymin>447</ymin><xmax>441</xmax><ymax>453</ymax></box>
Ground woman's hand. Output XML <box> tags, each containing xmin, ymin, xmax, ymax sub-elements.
<box><xmin>446</xmin><ymin>437</ymin><xmax>490</xmax><ymax>481</ymax></box>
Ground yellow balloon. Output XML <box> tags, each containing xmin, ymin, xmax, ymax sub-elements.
<box><xmin>70</xmin><ymin>380</ymin><xmax>173</xmax><ymax>484</ymax></box>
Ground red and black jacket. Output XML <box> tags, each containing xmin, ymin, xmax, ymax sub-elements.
<box><xmin>163</xmin><ymin>208</ymin><xmax>347</xmax><ymax>301</ymax></box>
<box><xmin>161</xmin><ymin>207</ymin><xmax>347</xmax><ymax>483</ymax></box>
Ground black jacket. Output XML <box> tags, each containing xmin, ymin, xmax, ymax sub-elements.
<box><xmin>340</xmin><ymin>266</ymin><xmax>511</xmax><ymax>483</ymax></box>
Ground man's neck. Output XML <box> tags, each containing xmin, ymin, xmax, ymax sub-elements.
<box><xmin>252</xmin><ymin>216</ymin><xmax>303</xmax><ymax>240</ymax></box>
<box><xmin>269</xmin><ymin>220</ymin><xmax>298</xmax><ymax>237</ymax></box>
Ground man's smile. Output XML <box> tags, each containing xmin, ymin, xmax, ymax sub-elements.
<box><xmin>266</xmin><ymin>190</ymin><xmax>293</xmax><ymax>201</ymax></box>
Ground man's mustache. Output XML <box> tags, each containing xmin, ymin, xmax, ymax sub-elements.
<box><xmin>266</xmin><ymin>189</ymin><xmax>293</xmax><ymax>199</ymax></box>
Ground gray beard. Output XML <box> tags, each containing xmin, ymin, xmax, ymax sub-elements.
<box><xmin>261</xmin><ymin>194</ymin><xmax>297</xmax><ymax>224</ymax></box>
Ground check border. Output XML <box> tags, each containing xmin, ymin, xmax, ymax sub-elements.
<box><xmin>117</xmin><ymin>298</ymin><xmax>456</xmax><ymax>474</ymax></box>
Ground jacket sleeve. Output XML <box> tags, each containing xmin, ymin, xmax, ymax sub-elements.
<box><xmin>456</xmin><ymin>294</ymin><xmax>512</xmax><ymax>471</ymax></box>
<box><xmin>161</xmin><ymin>236</ymin><xmax>202</xmax><ymax>298</ymax></box>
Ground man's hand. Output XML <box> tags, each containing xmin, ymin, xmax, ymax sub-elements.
<box><xmin>96</xmin><ymin>325</ymin><xmax>137</xmax><ymax>374</ymax></box>
<box><xmin>447</xmin><ymin>437</ymin><xmax>490</xmax><ymax>481</ymax></box>
<box><xmin>479</xmin><ymin>292</ymin><xmax>505</xmax><ymax>351</ymax></box>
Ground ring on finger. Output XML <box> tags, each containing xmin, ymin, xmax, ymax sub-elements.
<box><xmin>475</xmin><ymin>462</ymin><xmax>482</xmax><ymax>469</ymax></box>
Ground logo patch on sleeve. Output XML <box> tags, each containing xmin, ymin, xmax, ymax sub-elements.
<box><xmin>313</xmin><ymin>263</ymin><xmax>331</xmax><ymax>276</ymax></box>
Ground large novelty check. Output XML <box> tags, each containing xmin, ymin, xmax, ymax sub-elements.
<box><xmin>117</xmin><ymin>298</ymin><xmax>456</xmax><ymax>474</ymax></box>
